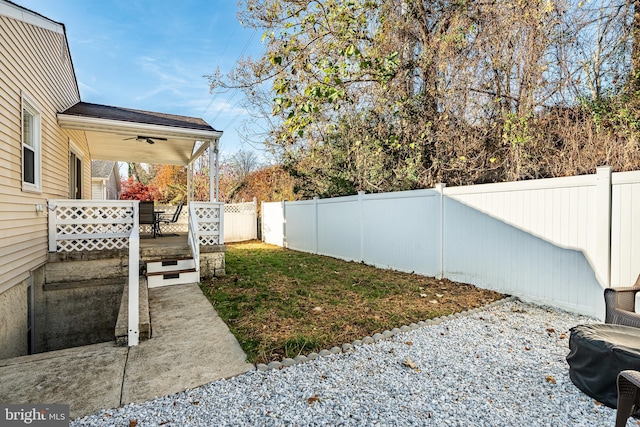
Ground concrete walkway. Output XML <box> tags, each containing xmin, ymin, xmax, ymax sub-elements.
<box><xmin>0</xmin><ymin>284</ymin><xmax>253</xmax><ymax>419</ymax></box>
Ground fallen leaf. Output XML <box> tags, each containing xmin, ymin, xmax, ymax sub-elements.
<box><xmin>546</xmin><ymin>328</ymin><xmax>555</xmax><ymax>333</ymax></box>
<box><xmin>308</xmin><ymin>395</ymin><xmax>320</xmax><ymax>405</ymax></box>
<box><xmin>525</xmin><ymin>346</ymin><xmax>531</xmax><ymax>351</ymax></box>
<box><xmin>594</xmin><ymin>400</ymin><xmax>604</xmax><ymax>406</ymax></box>
<box><xmin>405</xmin><ymin>341</ymin><xmax>413</xmax><ymax>346</ymax></box>
<box><xmin>546</xmin><ymin>375</ymin><xmax>556</xmax><ymax>384</ymax></box>
<box><xmin>403</xmin><ymin>357</ymin><xmax>418</xmax><ymax>369</ymax></box>
<box><xmin>129</xmin><ymin>421</ymin><xmax>138</xmax><ymax>427</ymax></box>
<box><xmin>559</xmin><ymin>333</ymin><xmax>567</xmax><ymax>339</ymax></box>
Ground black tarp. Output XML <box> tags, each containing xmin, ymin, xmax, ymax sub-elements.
<box><xmin>567</xmin><ymin>324</ymin><xmax>640</xmax><ymax>408</ymax></box>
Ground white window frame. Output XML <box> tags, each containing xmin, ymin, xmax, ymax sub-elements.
<box><xmin>21</xmin><ymin>93</ymin><xmax>42</xmax><ymax>193</ymax></box>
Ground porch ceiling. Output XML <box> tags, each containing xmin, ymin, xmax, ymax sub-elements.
<box><xmin>57</xmin><ymin>102</ymin><xmax>222</xmax><ymax>165</ymax></box>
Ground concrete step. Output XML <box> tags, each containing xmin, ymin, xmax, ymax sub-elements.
<box><xmin>115</xmin><ymin>277</ymin><xmax>151</xmax><ymax>346</ymax></box>
<box><xmin>146</xmin><ymin>268</ymin><xmax>199</xmax><ymax>288</ymax></box>
<box><xmin>146</xmin><ymin>258</ymin><xmax>195</xmax><ymax>274</ymax></box>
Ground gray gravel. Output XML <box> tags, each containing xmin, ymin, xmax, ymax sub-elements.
<box><xmin>72</xmin><ymin>299</ymin><xmax>633</xmax><ymax>426</ymax></box>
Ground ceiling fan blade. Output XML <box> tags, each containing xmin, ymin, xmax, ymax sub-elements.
<box><xmin>122</xmin><ymin>135</ymin><xmax>168</xmax><ymax>143</ymax></box>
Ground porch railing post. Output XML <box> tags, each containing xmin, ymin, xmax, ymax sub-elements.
<box><xmin>47</xmin><ymin>200</ymin><xmax>57</xmax><ymax>252</ymax></box>
<box><xmin>128</xmin><ymin>201</ymin><xmax>140</xmax><ymax>346</ymax></box>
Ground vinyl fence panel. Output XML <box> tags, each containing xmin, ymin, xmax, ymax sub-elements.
<box><xmin>316</xmin><ymin>195</ymin><xmax>361</xmax><ymax>261</ymax></box>
<box><xmin>361</xmin><ymin>190</ymin><xmax>440</xmax><ymax>276</ymax></box>
<box><xmin>284</xmin><ymin>200</ymin><xmax>317</xmax><ymax>253</ymax></box>
<box><xmin>262</xmin><ymin>201</ymin><xmax>284</xmax><ymax>246</ymax></box>
<box><xmin>611</xmin><ymin>170</ymin><xmax>640</xmax><ymax>287</ymax></box>
<box><xmin>224</xmin><ymin>201</ymin><xmax>257</xmax><ymax>243</ymax></box>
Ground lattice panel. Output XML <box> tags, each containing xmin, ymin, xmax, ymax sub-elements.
<box><xmin>198</xmin><ymin>222</ymin><xmax>219</xmax><ymax>233</ymax></box>
<box><xmin>195</xmin><ymin>207</ymin><xmax>220</xmax><ymax>220</ymax></box>
<box><xmin>57</xmin><ymin>238</ymin><xmax>129</xmax><ymax>253</ymax></box>
<box><xmin>224</xmin><ymin>202</ymin><xmax>256</xmax><ymax>214</ymax></box>
<box><xmin>199</xmin><ymin>235</ymin><xmax>220</xmax><ymax>245</ymax></box>
<box><xmin>55</xmin><ymin>205</ymin><xmax>134</xmax><ymax>221</ymax></box>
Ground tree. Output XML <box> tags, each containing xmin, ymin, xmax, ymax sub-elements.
<box><xmin>119</xmin><ymin>177</ymin><xmax>160</xmax><ymax>201</ymax></box>
<box><xmin>150</xmin><ymin>165</ymin><xmax>187</xmax><ymax>203</ymax></box>
<box><xmin>210</xmin><ymin>0</ymin><xmax>640</xmax><ymax>197</ymax></box>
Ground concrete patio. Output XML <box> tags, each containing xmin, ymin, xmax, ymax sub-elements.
<box><xmin>0</xmin><ymin>283</ymin><xmax>253</xmax><ymax>419</ymax></box>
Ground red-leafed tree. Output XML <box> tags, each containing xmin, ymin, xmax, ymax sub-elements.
<box><xmin>119</xmin><ymin>177</ymin><xmax>160</xmax><ymax>201</ymax></box>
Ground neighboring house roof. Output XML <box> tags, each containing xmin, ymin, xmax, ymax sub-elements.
<box><xmin>61</xmin><ymin>102</ymin><xmax>218</xmax><ymax>133</ymax></box>
<box><xmin>91</xmin><ymin>160</ymin><xmax>117</xmax><ymax>179</ymax></box>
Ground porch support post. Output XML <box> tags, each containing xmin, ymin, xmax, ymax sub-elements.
<box><xmin>209</xmin><ymin>141</ymin><xmax>215</xmax><ymax>202</ymax></box>
<box><xmin>215</xmin><ymin>139</ymin><xmax>220</xmax><ymax>202</ymax></box>
<box><xmin>187</xmin><ymin>162</ymin><xmax>194</xmax><ymax>202</ymax></box>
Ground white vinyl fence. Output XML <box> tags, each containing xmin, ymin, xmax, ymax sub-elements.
<box><xmin>224</xmin><ymin>199</ymin><xmax>258</xmax><ymax>242</ymax></box>
<box><xmin>262</xmin><ymin>167</ymin><xmax>640</xmax><ymax>319</ymax></box>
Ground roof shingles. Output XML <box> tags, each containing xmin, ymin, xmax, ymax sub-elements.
<box><xmin>61</xmin><ymin>102</ymin><xmax>217</xmax><ymax>132</ymax></box>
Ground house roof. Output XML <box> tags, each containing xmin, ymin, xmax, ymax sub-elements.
<box><xmin>58</xmin><ymin>102</ymin><xmax>222</xmax><ymax>166</ymax></box>
<box><xmin>62</xmin><ymin>102</ymin><xmax>218</xmax><ymax>133</ymax></box>
<box><xmin>91</xmin><ymin>160</ymin><xmax>116</xmax><ymax>179</ymax></box>
<box><xmin>1</xmin><ymin>0</ymin><xmax>64</xmax><ymax>33</ymax></box>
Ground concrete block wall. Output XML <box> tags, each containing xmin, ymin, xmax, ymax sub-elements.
<box><xmin>0</xmin><ymin>279</ymin><xmax>28</xmax><ymax>359</ymax></box>
<box><xmin>200</xmin><ymin>252</ymin><xmax>225</xmax><ymax>278</ymax></box>
<box><xmin>38</xmin><ymin>279</ymin><xmax>123</xmax><ymax>353</ymax></box>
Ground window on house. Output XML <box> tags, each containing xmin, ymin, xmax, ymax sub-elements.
<box><xmin>22</xmin><ymin>97</ymin><xmax>41</xmax><ymax>192</ymax></box>
<box><xmin>69</xmin><ymin>142</ymin><xmax>83</xmax><ymax>199</ymax></box>
<box><xmin>69</xmin><ymin>152</ymin><xmax>82</xmax><ymax>198</ymax></box>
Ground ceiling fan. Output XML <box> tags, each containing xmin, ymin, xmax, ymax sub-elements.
<box><xmin>123</xmin><ymin>135</ymin><xmax>167</xmax><ymax>145</ymax></box>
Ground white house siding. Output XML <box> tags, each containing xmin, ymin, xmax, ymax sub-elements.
<box><xmin>92</xmin><ymin>180</ymin><xmax>105</xmax><ymax>200</ymax></box>
<box><xmin>0</xmin><ymin>6</ymin><xmax>88</xmax><ymax>357</ymax></box>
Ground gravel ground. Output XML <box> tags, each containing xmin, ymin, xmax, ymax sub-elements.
<box><xmin>72</xmin><ymin>299</ymin><xmax>633</xmax><ymax>427</ymax></box>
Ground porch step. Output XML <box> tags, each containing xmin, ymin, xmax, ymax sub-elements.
<box><xmin>146</xmin><ymin>258</ymin><xmax>199</xmax><ymax>288</ymax></box>
<box><xmin>115</xmin><ymin>277</ymin><xmax>151</xmax><ymax>346</ymax></box>
<box><xmin>146</xmin><ymin>257</ymin><xmax>195</xmax><ymax>274</ymax></box>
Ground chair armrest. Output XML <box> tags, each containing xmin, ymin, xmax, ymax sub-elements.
<box><xmin>606</xmin><ymin>287</ymin><xmax>639</xmax><ymax>310</ymax></box>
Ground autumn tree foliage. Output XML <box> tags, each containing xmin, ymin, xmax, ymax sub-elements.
<box><xmin>220</xmin><ymin>164</ymin><xmax>298</xmax><ymax>208</ymax></box>
<box><xmin>119</xmin><ymin>177</ymin><xmax>160</xmax><ymax>201</ymax></box>
<box><xmin>210</xmin><ymin>0</ymin><xmax>640</xmax><ymax>197</ymax></box>
<box><xmin>151</xmin><ymin>165</ymin><xmax>187</xmax><ymax>204</ymax></box>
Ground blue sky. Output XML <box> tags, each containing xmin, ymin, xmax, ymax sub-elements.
<box><xmin>16</xmin><ymin>0</ymin><xmax>267</xmax><ymax>159</ymax></box>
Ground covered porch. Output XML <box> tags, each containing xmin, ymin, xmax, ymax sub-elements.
<box><xmin>47</xmin><ymin>102</ymin><xmax>226</xmax><ymax>347</ymax></box>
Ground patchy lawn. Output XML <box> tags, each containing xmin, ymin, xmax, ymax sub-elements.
<box><xmin>200</xmin><ymin>241</ymin><xmax>505</xmax><ymax>364</ymax></box>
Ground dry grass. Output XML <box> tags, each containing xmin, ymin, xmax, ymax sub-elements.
<box><xmin>200</xmin><ymin>241</ymin><xmax>505</xmax><ymax>364</ymax></box>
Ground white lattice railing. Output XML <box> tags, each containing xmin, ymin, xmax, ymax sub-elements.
<box><xmin>48</xmin><ymin>200</ymin><xmax>138</xmax><ymax>252</ymax></box>
<box><xmin>191</xmin><ymin>202</ymin><xmax>224</xmax><ymax>246</ymax></box>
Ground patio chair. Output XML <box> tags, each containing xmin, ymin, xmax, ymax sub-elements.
<box><xmin>616</xmin><ymin>370</ymin><xmax>640</xmax><ymax>427</ymax></box>
<box><xmin>157</xmin><ymin>201</ymin><xmax>184</xmax><ymax>235</ymax></box>
<box><xmin>604</xmin><ymin>274</ymin><xmax>640</xmax><ymax>328</ymax></box>
<box><xmin>138</xmin><ymin>201</ymin><xmax>157</xmax><ymax>237</ymax></box>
